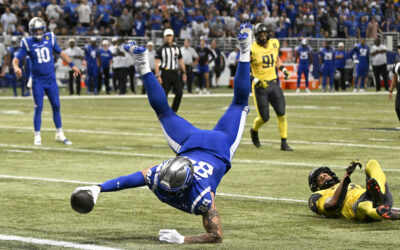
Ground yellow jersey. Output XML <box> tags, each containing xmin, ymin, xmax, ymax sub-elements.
<box><xmin>250</xmin><ymin>39</ymin><xmax>280</xmax><ymax>82</ymax></box>
<box><xmin>308</xmin><ymin>183</ymin><xmax>366</xmax><ymax>219</ymax></box>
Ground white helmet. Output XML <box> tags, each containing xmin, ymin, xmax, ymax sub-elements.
<box><xmin>29</xmin><ymin>17</ymin><xmax>46</xmax><ymax>41</ymax></box>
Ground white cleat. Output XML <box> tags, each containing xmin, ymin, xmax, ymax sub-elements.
<box><xmin>55</xmin><ymin>133</ymin><xmax>72</xmax><ymax>145</ymax></box>
<box><xmin>296</xmin><ymin>88</ymin><xmax>300</xmax><ymax>93</ymax></box>
<box><xmin>359</xmin><ymin>88</ymin><xmax>365</xmax><ymax>92</ymax></box>
<box><xmin>34</xmin><ymin>135</ymin><xmax>42</xmax><ymax>146</ymax></box>
<box><xmin>305</xmin><ymin>88</ymin><xmax>311</xmax><ymax>94</ymax></box>
<box><xmin>238</xmin><ymin>23</ymin><xmax>253</xmax><ymax>53</ymax></box>
<box><xmin>353</xmin><ymin>88</ymin><xmax>358</xmax><ymax>92</ymax></box>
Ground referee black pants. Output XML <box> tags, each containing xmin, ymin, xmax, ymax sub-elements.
<box><xmin>114</xmin><ymin>67</ymin><xmax>128</xmax><ymax>95</ymax></box>
<box><xmin>372</xmin><ymin>64</ymin><xmax>389</xmax><ymax>91</ymax></box>
<box><xmin>396</xmin><ymin>90</ymin><xmax>400</xmax><ymax>122</ymax></box>
<box><xmin>161</xmin><ymin>70</ymin><xmax>183</xmax><ymax>112</ymax></box>
<box><xmin>68</xmin><ymin>70</ymin><xmax>81</xmax><ymax>95</ymax></box>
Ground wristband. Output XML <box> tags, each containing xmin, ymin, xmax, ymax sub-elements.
<box><xmin>69</xmin><ymin>62</ymin><xmax>75</xmax><ymax>68</ymax></box>
<box><xmin>279</xmin><ymin>65</ymin><xmax>286</xmax><ymax>71</ymax></box>
<box><xmin>389</xmin><ymin>89</ymin><xmax>393</xmax><ymax>93</ymax></box>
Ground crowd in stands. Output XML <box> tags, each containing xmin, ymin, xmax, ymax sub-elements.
<box><xmin>0</xmin><ymin>0</ymin><xmax>399</xmax><ymax>41</ymax></box>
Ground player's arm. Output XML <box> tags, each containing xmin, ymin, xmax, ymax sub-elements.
<box><xmin>59</xmin><ymin>51</ymin><xmax>81</xmax><ymax>77</ymax></box>
<box><xmin>1</xmin><ymin>54</ymin><xmax>10</xmax><ymax>77</ymax></box>
<box><xmin>276</xmin><ymin>56</ymin><xmax>290</xmax><ymax>80</ymax></box>
<box><xmin>159</xmin><ymin>192</ymin><xmax>223</xmax><ymax>244</ymax></box>
<box><xmin>389</xmin><ymin>72</ymin><xmax>398</xmax><ymax>100</ymax></box>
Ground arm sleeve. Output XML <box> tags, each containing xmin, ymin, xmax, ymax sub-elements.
<box><xmin>325</xmin><ymin>176</ymin><xmax>351</xmax><ymax>211</ymax></box>
<box><xmin>16</xmin><ymin>40</ymin><xmax>27</xmax><ymax>60</ymax></box>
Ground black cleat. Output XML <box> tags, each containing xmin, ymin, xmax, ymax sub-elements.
<box><xmin>367</xmin><ymin>178</ymin><xmax>384</xmax><ymax>208</ymax></box>
<box><xmin>280</xmin><ymin>140</ymin><xmax>293</xmax><ymax>151</ymax></box>
<box><xmin>376</xmin><ymin>205</ymin><xmax>400</xmax><ymax>220</ymax></box>
<box><xmin>250</xmin><ymin>128</ymin><xmax>261</xmax><ymax>148</ymax></box>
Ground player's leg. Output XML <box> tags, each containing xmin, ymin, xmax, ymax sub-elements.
<box><xmin>46</xmin><ymin>77</ymin><xmax>72</xmax><ymax>145</ymax></box>
<box><xmin>365</xmin><ymin>159</ymin><xmax>393</xmax><ymax>207</ymax></box>
<box><xmin>270</xmin><ymin>85</ymin><xmax>293</xmax><ymax>151</ymax></box>
<box><xmin>304</xmin><ymin>67</ymin><xmax>309</xmax><ymax>90</ymax></box>
<box><xmin>128</xmin><ymin>45</ymin><xmax>200</xmax><ymax>153</ymax></box>
<box><xmin>68</xmin><ymin>70</ymin><xmax>74</xmax><ymax>95</ymax></box>
<box><xmin>322</xmin><ymin>70</ymin><xmax>327</xmax><ymax>92</ymax></box>
<box><xmin>32</xmin><ymin>81</ymin><xmax>44</xmax><ymax>145</ymax></box>
<box><xmin>395</xmin><ymin>91</ymin><xmax>400</xmax><ymax>122</ymax></box>
<box><xmin>170</xmin><ymin>73</ymin><xmax>183</xmax><ymax>112</ymax></box>
<box><xmin>296</xmin><ymin>67</ymin><xmax>302</xmax><ymax>92</ymax></box>
<box><xmin>11</xmin><ymin>75</ymin><xmax>18</xmax><ymax>96</ymax></box>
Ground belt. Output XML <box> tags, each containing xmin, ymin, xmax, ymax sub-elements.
<box><xmin>162</xmin><ymin>68</ymin><xmax>177</xmax><ymax>71</ymax></box>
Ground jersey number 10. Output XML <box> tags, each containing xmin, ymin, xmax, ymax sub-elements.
<box><xmin>34</xmin><ymin>47</ymin><xmax>51</xmax><ymax>64</ymax></box>
<box><xmin>262</xmin><ymin>54</ymin><xmax>274</xmax><ymax>68</ymax></box>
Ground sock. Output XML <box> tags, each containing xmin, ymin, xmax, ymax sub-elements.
<box><xmin>252</xmin><ymin>117</ymin><xmax>264</xmax><ymax>131</ymax></box>
<box><xmin>100</xmin><ymin>171</ymin><xmax>146</xmax><ymax>192</ymax></box>
<box><xmin>277</xmin><ymin>115</ymin><xmax>288</xmax><ymax>139</ymax></box>
<box><xmin>137</xmin><ymin>61</ymin><xmax>151</xmax><ymax>75</ymax></box>
<box><xmin>56</xmin><ymin>128</ymin><xmax>63</xmax><ymax>133</ymax></box>
<box><xmin>239</xmin><ymin>50</ymin><xmax>250</xmax><ymax>62</ymax></box>
<box><xmin>232</xmin><ymin>61</ymin><xmax>250</xmax><ymax>105</ymax></box>
<box><xmin>35</xmin><ymin>131</ymin><xmax>41</xmax><ymax>137</ymax></box>
<box><xmin>142</xmin><ymin>72</ymin><xmax>170</xmax><ymax>116</ymax></box>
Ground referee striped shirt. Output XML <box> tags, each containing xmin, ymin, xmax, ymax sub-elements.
<box><xmin>156</xmin><ymin>42</ymin><xmax>182</xmax><ymax>71</ymax></box>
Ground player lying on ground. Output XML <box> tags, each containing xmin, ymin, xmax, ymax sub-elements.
<box><xmin>308</xmin><ymin>159</ymin><xmax>400</xmax><ymax>221</ymax></box>
<box><xmin>70</xmin><ymin>23</ymin><xmax>253</xmax><ymax>244</ymax></box>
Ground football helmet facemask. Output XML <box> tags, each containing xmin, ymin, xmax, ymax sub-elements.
<box><xmin>155</xmin><ymin>156</ymin><xmax>194</xmax><ymax>201</ymax></box>
<box><xmin>308</xmin><ymin>166</ymin><xmax>340</xmax><ymax>192</ymax></box>
<box><xmin>254</xmin><ymin>23</ymin><xmax>270</xmax><ymax>45</ymax></box>
<box><xmin>29</xmin><ymin>17</ymin><xmax>46</xmax><ymax>41</ymax></box>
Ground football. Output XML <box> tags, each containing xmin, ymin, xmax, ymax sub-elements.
<box><xmin>70</xmin><ymin>190</ymin><xmax>95</xmax><ymax>214</ymax></box>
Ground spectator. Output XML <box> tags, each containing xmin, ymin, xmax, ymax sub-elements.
<box><xmin>76</xmin><ymin>0</ymin><xmax>91</xmax><ymax>27</ymax></box>
<box><xmin>195</xmin><ymin>37</ymin><xmax>215</xmax><ymax>94</ymax></box>
<box><xmin>65</xmin><ymin>0</ymin><xmax>79</xmax><ymax>28</ymax></box>
<box><xmin>64</xmin><ymin>39</ymin><xmax>84</xmax><ymax>95</ymax></box>
<box><xmin>345</xmin><ymin>15</ymin><xmax>358</xmax><ymax>38</ymax></box>
<box><xmin>276</xmin><ymin>12</ymin><xmax>291</xmax><ymax>38</ymax></box>
<box><xmin>48</xmin><ymin>18</ymin><xmax>57</xmax><ymax>33</ymax></box>
<box><xmin>198</xmin><ymin>21</ymin><xmax>210</xmax><ymax>40</ymax></box>
<box><xmin>118</xmin><ymin>8</ymin><xmax>133</xmax><ymax>36</ymax></box>
<box><xmin>334</xmin><ymin>42</ymin><xmax>347</xmax><ymax>91</ymax></box>
<box><xmin>294</xmin><ymin>13</ymin><xmax>304</xmax><ymax>36</ymax></box>
<box><xmin>179</xmin><ymin>23</ymin><xmax>192</xmax><ymax>40</ymax></box>
<box><xmin>337</xmin><ymin>15</ymin><xmax>347</xmax><ymax>38</ymax></box>
<box><xmin>134</xmin><ymin>12</ymin><xmax>146</xmax><ymax>37</ymax></box>
<box><xmin>96</xmin><ymin>0</ymin><xmax>112</xmax><ymax>29</ymax></box>
<box><xmin>150</xmin><ymin>8</ymin><xmax>162</xmax><ymax>31</ymax></box>
<box><xmin>357</xmin><ymin>16</ymin><xmax>368</xmax><ymax>38</ymax></box>
<box><xmin>180</xmin><ymin>39</ymin><xmax>198</xmax><ymax>94</ymax></box>
<box><xmin>327</xmin><ymin>12</ymin><xmax>338</xmax><ymax>37</ymax></box>
<box><xmin>99</xmin><ymin>40</ymin><xmax>113</xmax><ymax>94</ymax></box>
<box><xmin>210</xmin><ymin>16</ymin><xmax>225</xmax><ymax>38</ymax></box>
<box><xmin>367</xmin><ymin>16</ymin><xmax>380</xmax><ymax>39</ymax></box>
<box><xmin>1</xmin><ymin>7</ymin><xmax>17</xmax><ymax>33</ymax></box>
<box><xmin>45</xmin><ymin>0</ymin><xmax>63</xmax><ymax>22</ymax></box>
<box><xmin>371</xmin><ymin>38</ymin><xmax>389</xmax><ymax>92</ymax></box>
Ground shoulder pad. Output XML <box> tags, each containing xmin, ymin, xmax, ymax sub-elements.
<box><xmin>308</xmin><ymin>193</ymin><xmax>323</xmax><ymax>214</ymax></box>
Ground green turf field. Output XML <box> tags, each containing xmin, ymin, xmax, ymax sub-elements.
<box><xmin>1</xmin><ymin>89</ymin><xmax>400</xmax><ymax>249</ymax></box>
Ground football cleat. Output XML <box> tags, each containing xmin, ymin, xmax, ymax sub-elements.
<box><xmin>238</xmin><ymin>22</ymin><xmax>252</xmax><ymax>53</ymax></box>
<box><xmin>55</xmin><ymin>133</ymin><xmax>72</xmax><ymax>145</ymax></box>
<box><xmin>250</xmin><ymin>128</ymin><xmax>261</xmax><ymax>148</ymax></box>
<box><xmin>376</xmin><ymin>205</ymin><xmax>400</xmax><ymax>220</ymax></box>
<box><xmin>34</xmin><ymin>135</ymin><xmax>42</xmax><ymax>146</ymax></box>
<box><xmin>367</xmin><ymin>178</ymin><xmax>384</xmax><ymax>208</ymax></box>
<box><xmin>281</xmin><ymin>140</ymin><xmax>293</xmax><ymax>151</ymax></box>
<box><xmin>70</xmin><ymin>186</ymin><xmax>100</xmax><ymax>214</ymax></box>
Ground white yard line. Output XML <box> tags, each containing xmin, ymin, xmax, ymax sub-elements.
<box><xmin>0</xmin><ymin>234</ymin><xmax>120</xmax><ymax>250</ymax></box>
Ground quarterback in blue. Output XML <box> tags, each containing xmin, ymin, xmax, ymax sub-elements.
<box><xmin>70</xmin><ymin>23</ymin><xmax>253</xmax><ymax>244</ymax></box>
<box><xmin>12</xmin><ymin>17</ymin><xmax>81</xmax><ymax>145</ymax></box>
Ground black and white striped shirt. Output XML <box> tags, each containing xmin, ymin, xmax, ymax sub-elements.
<box><xmin>156</xmin><ymin>43</ymin><xmax>182</xmax><ymax>71</ymax></box>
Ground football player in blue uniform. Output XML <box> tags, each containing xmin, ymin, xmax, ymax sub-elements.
<box><xmin>295</xmin><ymin>39</ymin><xmax>312</xmax><ymax>93</ymax></box>
<box><xmin>71</xmin><ymin>23</ymin><xmax>253</xmax><ymax>244</ymax></box>
<box><xmin>350</xmin><ymin>39</ymin><xmax>370</xmax><ymax>92</ymax></box>
<box><xmin>12</xmin><ymin>17</ymin><xmax>81</xmax><ymax>145</ymax></box>
<box><xmin>319</xmin><ymin>41</ymin><xmax>335</xmax><ymax>92</ymax></box>
<box><xmin>84</xmin><ymin>37</ymin><xmax>101</xmax><ymax>95</ymax></box>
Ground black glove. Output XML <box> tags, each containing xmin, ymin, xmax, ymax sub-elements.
<box><xmin>346</xmin><ymin>160</ymin><xmax>362</xmax><ymax>175</ymax></box>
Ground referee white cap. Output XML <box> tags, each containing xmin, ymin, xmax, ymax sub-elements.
<box><xmin>147</xmin><ymin>41</ymin><xmax>154</xmax><ymax>46</ymax></box>
<box><xmin>68</xmin><ymin>38</ymin><xmax>75</xmax><ymax>43</ymax></box>
<box><xmin>338</xmin><ymin>42</ymin><xmax>344</xmax><ymax>47</ymax></box>
<box><xmin>163</xmin><ymin>29</ymin><xmax>174</xmax><ymax>37</ymax></box>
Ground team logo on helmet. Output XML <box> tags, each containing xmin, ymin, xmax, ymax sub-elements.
<box><xmin>29</xmin><ymin>17</ymin><xmax>46</xmax><ymax>41</ymax></box>
<box><xmin>308</xmin><ymin>167</ymin><xmax>340</xmax><ymax>192</ymax></box>
<box><xmin>254</xmin><ymin>23</ymin><xmax>271</xmax><ymax>45</ymax></box>
<box><xmin>155</xmin><ymin>156</ymin><xmax>194</xmax><ymax>201</ymax></box>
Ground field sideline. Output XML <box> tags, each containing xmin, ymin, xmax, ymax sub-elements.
<box><xmin>1</xmin><ymin>89</ymin><xmax>400</xmax><ymax>249</ymax></box>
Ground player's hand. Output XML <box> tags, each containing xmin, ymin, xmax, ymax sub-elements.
<box><xmin>15</xmin><ymin>67</ymin><xmax>23</xmax><ymax>78</ymax></box>
<box><xmin>283</xmin><ymin>68</ymin><xmax>290</xmax><ymax>80</ymax></box>
<box><xmin>72</xmin><ymin>66</ymin><xmax>81</xmax><ymax>77</ymax></box>
<box><xmin>389</xmin><ymin>91</ymin><xmax>393</xmax><ymax>100</ymax></box>
<box><xmin>159</xmin><ymin>229</ymin><xmax>184</xmax><ymax>244</ymax></box>
<box><xmin>157</xmin><ymin>75</ymin><xmax>163</xmax><ymax>84</ymax></box>
<box><xmin>182</xmin><ymin>72</ymin><xmax>187</xmax><ymax>82</ymax></box>
<box><xmin>346</xmin><ymin>160</ymin><xmax>362</xmax><ymax>175</ymax></box>
<box><xmin>309</xmin><ymin>64</ymin><xmax>313</xmax><ymax>72</ymax></box>
<box><xmin>253</xmin><ymin>77</ymin><xmax>268</xmax><ymax>88</ymax></box>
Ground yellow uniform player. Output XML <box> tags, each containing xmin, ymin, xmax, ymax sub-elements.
<box><xmin>249</xmin><ymin>23</ymin><xmax>292</xmax><ymax>151</ymax></box>
<box><xmin>308</xmin><ymin>160</ymin><xmax>400</xmax><ymax>221</ymax></box>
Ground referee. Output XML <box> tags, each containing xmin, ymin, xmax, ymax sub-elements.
<box><xmin>155</xmin><ymin>29</ymin><xmax>187</xmax><ymax>113</ymax></box>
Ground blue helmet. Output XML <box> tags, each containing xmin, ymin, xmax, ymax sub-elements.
<box><xmin>29</xmin><ymin>17</ymin><xmax>46</xmax><ymax>41</ymax></box>
<box><xmin>155</xmin><ymin>156</ymin><xmax>194</xmax><ymax>201</ymax></box>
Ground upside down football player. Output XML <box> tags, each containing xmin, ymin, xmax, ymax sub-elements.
<box><xmin>70</xmin><ymin>23</ymin><xmax>253</xmax><ymax>244</ymax></box>
<box><xmin>308</xmin><ymin>159</ymin><xmax>400</xmax><ymax>221</ymax></box>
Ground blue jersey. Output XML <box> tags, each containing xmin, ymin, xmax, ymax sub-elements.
<box><xmin>16</xmin><ymin>32</ymin><xmax>61</xmax><ymax>77</ymax></box>
<box><xmin>334</xmin><ymin>50</ymin><xmax>346</xmax><ymax>69</ymax></box>
<box><xmin>99</xmin><ymin>48</ymin><xmax>112</xmax><ymax>68</ymax></box>
<box><xmin>351</xmin><ymin>44</ymin><xmax>369</xmax><ymax>66</ymax></box>
<box><xmin>319</xmin><ymin>47</ymin><xmax>334</xmax><ymax>67</ymax></box>
<box><xmin>358</xmin><ymin>22</ymin><xmax>368</xmax><ymax>38</ymax></box>
<box><xmin>84</xmin><ymin>44</ymin><xmax>100</xmax><ymax>68</ymax></box>
<box><xmin>296</xmin><ymin>46</ymin><xmax>311</xmax><ymax>66</ymax></box>
<box><xmin>346</xmin><ymin>20</ymin><xmax>358</xmax><ymax>37</ymax></box>
<box><xmin>146</xmin><ymin>151</ymin><xmax>227</xmax><ymax>215</ymax></box>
